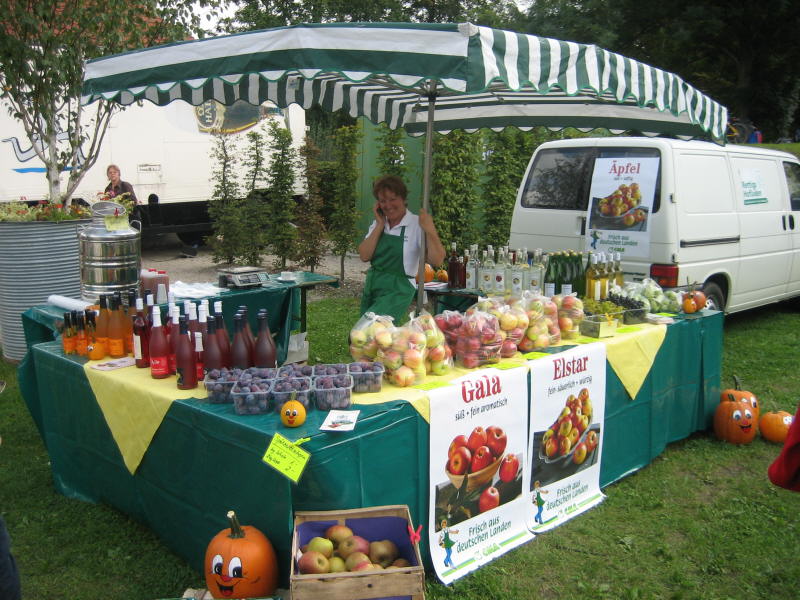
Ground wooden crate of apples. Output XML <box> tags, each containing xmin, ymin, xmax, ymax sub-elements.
<box><xmin>291</xmin><ymin>505</ymin><xmax>425</xmax><ymax>600</ymax></box>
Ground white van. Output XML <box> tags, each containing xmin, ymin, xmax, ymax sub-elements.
<box><xmin>509</xmin><ymin>137</ymin><xmax>800</xmax><ymax>313</ymax></box>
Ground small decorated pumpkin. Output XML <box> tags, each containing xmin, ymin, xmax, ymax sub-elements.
<box><xmin>280</xmin><ymin>398</ymin><xmax>307</xmax><ymax>428</ymax></box>
<box><xmin>721</xmin><ymin>375</ymin><xmax>759</xmax><ymax>423</ymax></box>
<box><xmin>205</xmin><ymin>511</ymin><xmax>278</xmax><ymax>599</ymax></box>
<box><xmin>714</xmin><ymin>394</ymin><xmax>757</xmax><ymax>445</ymax></box>
<box><xmin>760</xmin><ymin>410</ymin><xmax>793</xmax><ymax>444</ymax></box>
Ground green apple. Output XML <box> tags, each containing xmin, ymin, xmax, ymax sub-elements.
<box><xmin>307</xmin><ymin>536</ymin><xmax>334</xmax><ymax>558</ymax></box>
<box><xmin>328</xmin><ymin>556</ymin><xmax>346</xmax><ymax>572</ymax></box>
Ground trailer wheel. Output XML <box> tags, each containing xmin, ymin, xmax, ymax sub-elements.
<box><xmin>702</xmin><ymin>282</ymin><xmax>725</xmax><ymax>311</ymax></box>
<box><xmin>177</xmin><ymin>231</ymin><xmax>209</xmax><ymax>246</ymax></box>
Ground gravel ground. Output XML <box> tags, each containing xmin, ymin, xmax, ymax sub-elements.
<box><xmin>141</xmin><ymin>234</ymin><xmax>367</xmax><ymax>301</ymax></box>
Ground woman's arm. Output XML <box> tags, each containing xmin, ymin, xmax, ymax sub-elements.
<box><xmin>419</xmin><ymin>208</ymin><xmax>446</xmax><ymax>266</ymax></box>
<box><xmin>358</xmin><ymin>202</ymin><xmax>386</xmax><ymax>262</ymax></box>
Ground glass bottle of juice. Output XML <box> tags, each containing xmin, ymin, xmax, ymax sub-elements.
<box><xmin>148</xmin><ymin>306</ymin><xmax>170</xmax><ymax>379</ymax></box>
<box><xmin>596</xmin><ymin>252</ymin><xmax>610</xmax><ymax>300</ymax></box>
<box><xmin>62</xmin><ymin>312</ymin><xmax>76</xmax><ymax>355</ymax></box>
<box><xmin>176</xmin><ymin>316</ymin><xmax>198</xmax><ymax>390</ymax></box>
<box><xmin>95</xmin><ymin>294</ymin><xmax>110</xmax><ymax>358</ymax></box>
<box><xmin>561</xmin><ymin>251</ymin><xmax>575</xmax><ymax>296</ymax></box>
<box><xmin>614</xmin><ymin>252</ymin><xmax>625</xmax><ymax>287</ymax></box>
<box><xmin>214</xmin><ymin>311</ymin><xmax>231</xmax><ymax>368</ymax></box>
<box><xmin>447</xmin><ymin>241</ymin><xmax>459</xmax><ymax>289</ymax></box>
<box><xmin>132</xmin><ymin>296</ymin><xmax>150</xmax><ymax>368</ymax></box>
<box><xmin>202</xmin><ymin>317</ymin><xmax>224</xmax><ymax>373</ymax></box>
<box><xmin>107</xmin><ymin>293</ymin><xmax>126</xmax><ymax>358</ymax></box>
<box><xmin>230</xmin><ymin>314</ymin><xmax>251</xmax><ymax>369</ymax></box>
<box><xmin>169</xmin><ymin>304</ymin><xmax>181</xmax><ymax>375</ymax></box>
<box><xmin>193</xmin><ymin>331</ymin><xmax>204</xmax><ymax>382</ymax></box>
<box><xmin>254</xmin><ymin>310</ymin><xmax>278</xmax><ymax>368</ymax></box>
<box><xmin>585</xmin><ymin>253</ymin><xmax>599</xmax><ymax>301</ymax></box>
<box><xmin>74</xmin><ymin>312</ymin><xmax>88</xmax><ymax>356</ymax></box>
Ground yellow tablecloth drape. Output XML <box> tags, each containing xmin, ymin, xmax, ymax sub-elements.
<box><xmin>83</xmin><ymin>361</ymin><xmax>205</xmax><ymax>474</ymax></box>
<box><xmin>601</xmin><ymin>324</ymin><xmax>667</xmax><ymax>399</ymax></box>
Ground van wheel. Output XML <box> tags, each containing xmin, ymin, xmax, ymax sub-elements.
<box><xmin>702</xmin><ymin>282</ymin><xmax>725</xmax><ymax>311</ymax></box>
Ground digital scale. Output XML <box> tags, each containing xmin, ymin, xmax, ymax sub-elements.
<box><xmin>217</xmin><ymin>266</ymin><xmax>272</xmax><ymax>289</ymax></box>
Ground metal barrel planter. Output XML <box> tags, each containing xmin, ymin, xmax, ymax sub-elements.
<box><xmin>0</xmin><ymin>220</ymin><xmax>85</xmax><ymax>362</ymax></box>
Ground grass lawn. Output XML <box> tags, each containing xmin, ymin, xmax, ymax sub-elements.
<box><xmin>1</xmin><ymin>297</ymin><xmax>798</xmax><ymax>599</ymax></box>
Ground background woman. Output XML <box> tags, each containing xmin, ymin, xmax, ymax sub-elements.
<box><xmin>105</xmin><ymin>164</ymin><xmax>138</xmax><ymax>204</ymax></box>
<box><xmin>358</xmin><ymin>175</ymin><xmax>445</xmax><ymax>324</ymax></box>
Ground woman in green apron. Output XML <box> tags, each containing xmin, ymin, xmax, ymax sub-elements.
<box><xmin>358</xmin><ymin>176</ymin><xmax>445</xmax><ymax>325</ymax></box>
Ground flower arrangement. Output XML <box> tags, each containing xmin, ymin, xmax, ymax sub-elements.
<box><xmin>94</xmin><ymin>190</ymin><xmax>134</xmax><ymax>216</ymax></box>
<box><xmin>0</xmin><ymin>200</ymin><xmax>91</xmax><ymax>222</ymax></box>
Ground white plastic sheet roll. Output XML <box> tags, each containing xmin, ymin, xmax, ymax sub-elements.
<box><xmin>47</xmin><ymin>295</ymin><xmax>93</xmax><ymax>312</ymax></box>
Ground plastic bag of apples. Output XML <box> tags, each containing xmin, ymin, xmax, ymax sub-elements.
<box><xmin>410</xmin><ymin>310</ymin><xmax>453</xmax><ymax>377</ymax></box>
<box><xmin>516</xmin><ymin>291</ymin><xmax>561</xmax><ymax>352</ymax></box>
<box><xmin>348</xmin><ymin>312</ymin><xmax>394</xmax><ymax>362</ymax></box>
<box><xmin>375</xmin><ymin>318</ymin><xmax>428</xmax><ymax>387</ymax></box>
<box><xmin>452</xmin><ymin>308</ymin><xmax>502</xmax><ymax>369</ymax></box>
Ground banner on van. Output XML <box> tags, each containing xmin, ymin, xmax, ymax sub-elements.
<box><xmin>584</xmin><ymin>157</ymin><xmax>660</xmax><ymax>259</ymax></box>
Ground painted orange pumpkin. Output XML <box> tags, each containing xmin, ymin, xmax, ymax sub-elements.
<box><xmin>205</xmin><ymin>511</ymin><xmax>278</xmax><ymax>599</ymax></box>
<box><xmin>721</xmin><ymin>375</ymin><xmax>759</xmax><ymax>423</ymax></box>
<box><xmin>714</xmin><ymin>395</ymin><xmax>757</xmax><ymax>445</ymax></box>
<box><xmin>280</xmin><ymin>398</ymin><xmax>307</xmax><ymax>428</ymax></box>
<box><xmin>759</xmin><ymin>410</ymin><xmax>793</xmax><ymax>444</ymax></box>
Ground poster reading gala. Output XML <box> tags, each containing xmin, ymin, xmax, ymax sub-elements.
<box><xmin>527</xmin><ymin>344</ymin><xmax>606</xmax><ymax>533</ymax></box>
<box><xmin>428</xmin><ymin>366</ymin><xmax>533</xmax><ymax>584</ymax></box>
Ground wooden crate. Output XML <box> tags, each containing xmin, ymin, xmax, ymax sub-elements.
<box><xmin>290</xmin><ymin>505</ymin><xmax>425</xmax><ymax>600</ymax></box>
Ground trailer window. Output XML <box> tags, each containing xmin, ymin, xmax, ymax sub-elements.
<box><xmin>520</xmin><ymin>148</ymin><xmax>594</xmax><ymax>210</ymax></box>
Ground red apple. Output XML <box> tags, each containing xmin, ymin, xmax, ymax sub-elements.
<box><xmin>298</xmin><ymin>550</ymin><xmax>330</xmax><ymax>574</ymax></box>
<box><xmin>325</xmin><ymin>524</ymin><xmax>354</xmax><ymax>547</ymax></box>
<box><xmin>498</xmin><ymin>454</ymin><xmax>519</xmax><ymax>482</ymax></box>
<box><xmin>478</xmin><ymin>486</ymin><xmax>500</xmax><ymax>513</ymax></box>
<box><xmin>403</xmin><ymin>348</ymin><xmax>423</xmax><ymax>369</ymax></box>
<box><xmin>461</xmin><ymin>353</ymin><xmax>480</xmax><ymax>369</ymax></box>
<box><xmin>448</xmin><ymin>434</ymin><xmax>469</xmax><ymax>458</ymax></box>
<box><xmin>428</xmin><ymin>344</ymin><xmax>446</xmax><ymax>362</ymax></box>
<box><xmin>567</xmin><ymin>426</ymin><xmax>580</xmax><ymax>446</ymax></box>
<box><xmin>485</xmin><ymin>425</ymin><xmax>507</xmax><ymax>457</ymax></box>
<box><xmin>467</xmin><ymin>336</ymin><xmax>481</xmax><ymax>352</ymax></box>
<box><xmin>500</xmin><ymin>339</ymin><xmax>518</xmax><ymax>358</ymax></box>
<box><xmin>572</xmin><ymin>441</ymin><xmax>588</xmax><ymax>465</ymax></box>
<box><xmin>585</xmin><ymin>430</ymin><xmax>599</xmax><ymax>451</ymax></box>
<box><xmin>544</xmin><ymin>436</ymin><xmax>559</xmax><ymax>457</ymax></box>
<box><xmin>559</xmin><ymin>436</ymin><xmax>572</xmax><ymax>456</ymax></box>
<box><xmin>338</xmin><ymin>535</ymin><xmax>370</xmax><ymax>559</ymax></box>
<box><xmin>518</xmin><ymin>336</ymin><xmax>535</xmax><ymax>352</ymax></box>
<box><xmin>467</xmin><ymin>426</ymin><xmax>488</xmax><ymax>452</ymax></box>
<box><xmin>447</xmin><ymin>446</ymin><xmax>471</xmax><ymax>475</ymax></box>
<box><xmin>470</xmin><ymin>445</ymin><xmax>493</xmax><ymax>472</ymax></box>
<box><xmin>434</xmin><ymin>314</ymin><xmax>448</xmax><ymax>331</ymax></box>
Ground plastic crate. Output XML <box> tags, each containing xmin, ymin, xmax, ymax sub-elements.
<box><xmin>271</xmin><ymin>376</ymin><xmax>313</xmax><ymax>411</ymax></box>
<box><xmin>314</xmin><ymin>374</ymin><xmax>354</xmax><ymax>410</ymax></box>
<box><xmin>200</xmin><ymin>367</ymin><xmax>243</xmax><ymax>404</ymax></box>
<box><xmin>348</xmin><ymin>362</ymin><xmax>385</xmax><ymax>393</ymax></box>
<box><xmin>230</xmin><ymin>378</ymin><xmax>273</xmax><ymax>415</ymax></box>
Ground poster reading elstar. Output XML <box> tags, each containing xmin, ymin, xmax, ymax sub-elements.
<box><xmin>428</xmin><ymin>366</ymin><xmax>533</xmax><ymax>584</ymax></box>
<box><xmin>585</xmin><ymin>156</ymin><xmax>660</xmax><ymax>259</ymax></box>
<box><xmin>526</xmin><ymin>344</ymin><xmax>606</xmax><ymax>533</ymax></box>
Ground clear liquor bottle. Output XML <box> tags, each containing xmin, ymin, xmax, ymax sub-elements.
<box><xmin>527</xmin><ymin>249</ymin><xmax>545</xmax><ymax>295</ymax></box>
<box><xmin>494</xmin><ymin>247</ymin><xmax>507</xmax><ymax>295</ymax></box>
<box><xmin>465</xmin><ymin>246</ymin><xmax>478</xmax><ymax>291</ymax></box>
<box><xmin>479</xmin><ymin>248</ymin><xmax>494</xmax><ymax>295</ymax></box>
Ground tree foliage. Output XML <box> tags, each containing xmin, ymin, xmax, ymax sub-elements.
<box><xmin>376</xmin><ymin>124</ymin><xmax>407</xmax><ymax>179</ymax></box>
<box><xmin>208</xmin><ymin>134</ymin><xmax>247</xmax><ymax>264</ymax></box>
<box><xmin>327</xmin><ymin>125</ymin><xmax>362</xmax><ymax>280</ymax></box>
<box><xmin>0</xmin><ymin>0</ymin><xmax>222</xmax><ymax>205</ymax></box>
<box><xmin>523</xmin><ymin>0</ymin><xmax>800</xmax><ymax>139</ymax></box>
<box><xmin>265</xmin><ymin>120</ymin><xmax>299</xmax><ymax>269</ymax></box>
<box><xmin>294</xmin><ymin>137</ymin><xmax>329</xmax><ymax>272</ymax></box>
<box><xmin>429</xmin><ymin>130</ymin><xmax>482</xmax><ymax>251</ymax></box>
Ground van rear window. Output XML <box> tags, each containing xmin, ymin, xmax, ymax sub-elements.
<box><xmin>520</xmin><ymin>146</ymin><xmax>661</xmax><ymax>212</ymax></box>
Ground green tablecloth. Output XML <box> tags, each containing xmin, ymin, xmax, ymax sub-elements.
<box><xmin>18</xmin><ymin>311</ymin><xmax>722</xmax><ymax>584</ymax></box>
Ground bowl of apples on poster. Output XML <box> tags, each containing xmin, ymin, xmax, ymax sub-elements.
<box><xmin>538</xmin><ymin>388</ymin><xmax>599</xmax><ymax>467</ymax></box>
<box><xmin>441</xmin><ymin>425</ymin><xmax>522</xmax><ymax>519</ymax></box>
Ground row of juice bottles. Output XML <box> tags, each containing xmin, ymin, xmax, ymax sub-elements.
<box><xmin>444</xmin><ymin>243</ymin><xmax>624</xmax><ymax>300</ymax></box>
<box><xmin>61</xmin><ymin>290</ymin><xmax>278</xmax><ymax>389</ymax></box>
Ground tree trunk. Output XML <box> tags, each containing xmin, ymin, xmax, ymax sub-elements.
<box><xmin>46</xmin><ymin>112</ymin><xmax>62</xmax><ymax>205</ymax></box>
<box><xmin>339</xmin><ymin>253</ymin><xmax>346</xmax><ymax>282</ymax></box>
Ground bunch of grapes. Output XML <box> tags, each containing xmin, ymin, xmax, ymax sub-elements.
<box><xmin>607</xmin><ymin>293</ymin><xmax>647</xmax><ymax>323</ymax></box>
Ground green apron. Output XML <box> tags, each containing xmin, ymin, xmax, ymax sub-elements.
<box><xmin>360</xmin><ymin>225</ymin><xmax>416</xmax><ymax>325</ymax></box>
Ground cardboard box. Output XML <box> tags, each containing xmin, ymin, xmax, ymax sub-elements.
<box><xmin>291</xmin><ymin>505</ymin><xmax>425</xmax><ymax>600</ymax></box>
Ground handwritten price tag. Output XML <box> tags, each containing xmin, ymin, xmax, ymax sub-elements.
<box><xmin>262</xmin><ymin>433</ymin><xmax>310</xmax><ymax>483</ymax></box>
<box><xmin>104</xmin><ymin>214</ymin><xmax>129</xmax><ymax>231</ymax></box>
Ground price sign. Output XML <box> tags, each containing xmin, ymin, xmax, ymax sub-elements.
<box><xmin>104</xmin><ymin>215</ymin><xmax>129</xmax><ymax>231</ymax></box>
<box><xmin>262</xmin><ymin>433</ymin><xmax>310</xmax><ymax>484</ymax></box>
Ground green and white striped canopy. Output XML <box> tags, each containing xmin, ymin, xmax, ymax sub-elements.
<box><xmin>83</xmin><ymin>22</ymin><xmax>727</xmax><ymax>141</ymax></box>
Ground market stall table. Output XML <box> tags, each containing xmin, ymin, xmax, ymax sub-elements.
<box><xmin>18</xmin><ymin>311</ymin><xmax>722</xmax><ymax>585</ymax></box>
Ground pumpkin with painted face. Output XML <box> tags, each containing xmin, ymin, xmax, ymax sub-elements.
<box><xmin>714</xmin><ymin>395</ymin><xmax>757</xmax><ymax>445</ymax></box>
<box><xmin>205</xmin><ymin>511</ymin><xmax>278</xmax><ymax>599</ymax></box>
<box><xmin>280</xmin><ymin>398</ymin><xmax>307</xmax><ymax>428</ymax></box>
<box><xmin>721</xmin><ymin>375</ymin><xmax>759</xmax><ymax>423</ymax></box>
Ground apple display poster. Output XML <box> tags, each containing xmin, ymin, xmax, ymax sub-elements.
<box><xmin>526</xmin><ymin>344</ymin><xmax>606</xmax><ymax>533</ymax></box>
<box><xmin>428</xmin><ymin>366</ymin><xmax>533</xmax><ymax>585</ymax></box>
<box><xmin>585</xmin><ymin>156</ymin><xmax>660</xmax><ymax>259</ymax></box>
